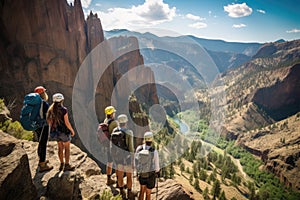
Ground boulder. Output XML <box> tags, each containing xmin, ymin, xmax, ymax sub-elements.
<box><xmin>0</xmin><ymin>131</ymin><xmax>193</xmax><ymax>199</ymax></box>
<box><xmin>0</xmin><ymin>131</ymin><xmax>37</xmax><ymax>200</ymax></box>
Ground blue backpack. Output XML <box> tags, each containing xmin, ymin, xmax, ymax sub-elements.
<box><xmin>20</xmin><ymin>93</ymin><xmax>44</xmax><ymax>131</ymax></box>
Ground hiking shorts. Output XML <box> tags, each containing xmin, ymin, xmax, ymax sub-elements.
<box><xmin>138</xmin><ymin>172</ymin><xmax>156</xmax><ymax>189</ymax></box>
<box><xmin>107</xmin><ymin>147</ymin><xmax>112</xmax><ymax>163</ymax></box>
<box><xmin>56</xmin><ymin>133</ymin><xmax>71</xmax><ymax>142</ymax></box>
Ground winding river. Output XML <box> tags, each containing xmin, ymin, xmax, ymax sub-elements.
<box><xmin>173</xmin><ymin>117</ymin><xmax>251</xmax><ymax>181</ymax></box>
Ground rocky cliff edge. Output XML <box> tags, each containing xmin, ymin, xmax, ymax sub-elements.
<box><xmin>0</xmin><ymin>131</ymin><xmax>193</xmax><ymax>200</ymax></box>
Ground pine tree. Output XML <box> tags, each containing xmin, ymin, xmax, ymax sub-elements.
<box><xmin>219</xmin><ymin>191</ymin><xmax>226</xmax><ymax>200</ymax></box>
<box><xmin>203</xmin><ymin>187</ymin><xmax>210</xmax><ymax>200</ymax></box>
<box><xmin>247</xmin><ymin>181</ymin><xmax>256</xmax><ymax>200</ymax></box>
<box><xmin>180</xmin><ymin>162</ymin><xmax>185</xmax><ymax>172</ymax></box>
<box><xmin>194</xmin><ymin>178</ymin><xmax>200</xmax><ymax>191</ymax></box>
<box><xmin>199</xmin><ymin>169</ymin><xmax>208</xmax><ymax>181</ymax></box>
<box><xmin>211</xmin><ymin>179</ymin><xmax>221</xmax><ymax>200</ymax></box>
<box><xmin>189</xmin><ymin>174</ymin><xmax>194</xmax><ymax>185</ymax></box>
<box><xmin>170</xmin><ymin>163</ymin><xmax>175</xmax><ymax>179</ymax></box>
<box><xmin>193</xmin><ymin>163</ymin><xmax>198</xmax><ymax>178</ymax></box>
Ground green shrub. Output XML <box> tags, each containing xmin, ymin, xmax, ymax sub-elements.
<box><xmin>0</xmin><ymin>98</ymin><xmax>34</xmax><ymax>141</ymax></box>
<box><xmin>100</xmin><ymin>190</ymin><xmax>121</xmax><ymax>200</ymax></box>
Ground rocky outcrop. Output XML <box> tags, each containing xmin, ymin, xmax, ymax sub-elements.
<box><xmin>265</xmin><ymin>149</ymin><xmax>300</xmax><ymax>191</ymax></box>
<box><xmin>237</xmin><ymin>114</ymin><xmax>300</xmax><ymax>191</ymax></box>
<box><xmin>219</xmin><ymin>39</ymin><xmax>300</xmax><ymax>192</ymax></box>
<box><xmin>253</xmin><ymin>40</ymin><xmax>300</xmax><ymax>62</ymax></box>
<box><xmin>0</xmin><ymin>0</ymin><xmax>158</xmax><ymax>126</ymax></box>
<box><xmin>0</xmin><ymin>0</ymin><xmax>87</xmax><ymax>120</ymax></box>
<box><xmin>0</xmin><ymin>0</ymin><xmax>161</xmax><ymax>154</ymax></box>
<box><xmin>252</xmin><ymin>64</ymin><xmax>300</xmax><ymax>121</ymax></box>
<box><xmin>0</xmin><ymin>131</ymin><xmax>37</xmax><ymax>200</ymax></box>
<box><xmin>0</xmin><ymin>131</ymin><xmax>193</xmax><ymax>199</ymax></box>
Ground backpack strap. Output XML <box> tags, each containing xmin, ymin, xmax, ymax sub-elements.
<box><xmin>107</xmin><ymin>118</ymin><xmax>113</xmax><ymax>125</ymax></box>
<box><xmin>39</xmin><ymin>101</ymin><xmax>44</xmax><ymax>119</ymax></box>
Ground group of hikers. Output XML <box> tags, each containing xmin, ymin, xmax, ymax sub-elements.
<box><xmin>24</xmin><ymin>86</ymin><xmax>160</xmax><ymax>200</ymax></box>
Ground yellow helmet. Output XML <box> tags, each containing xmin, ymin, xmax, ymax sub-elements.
<box><xmin>105</xmin><ymin>106</ymin><xmax>116</xmax><ymax>115</ymax></box>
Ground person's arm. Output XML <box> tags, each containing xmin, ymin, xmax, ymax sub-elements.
<box><xmin>109</xmin><ymin>121</ymin><xmax>118</xmax><ymax>134</ymax></box>
<box><xmin>64</xmin><ymin>113</ymin><xmax>75</xmax><ymax>137</ymax></box>
<box><xmin>154</xmin><ymin>150</ymin><xmax>160</xmax><ymax>173</ymax></box>
<box><xmin>127</xmin><ymin>130</ymin><xmax>134</xmax><ymax>153</ymax></box>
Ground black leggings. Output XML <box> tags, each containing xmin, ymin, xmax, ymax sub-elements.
<box><xmin>35</xmin><ymin>125</ymin><xmax>49</xmax><ymax>163</ymax></box>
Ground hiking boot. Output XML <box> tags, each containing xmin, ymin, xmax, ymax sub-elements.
<box><xmin>106</xmin><ymin>177</ymin><xmax>116</xmax><ymax>186</ymax></box>
<box><xmin>39</xmin><ymin>162</ymin><xmax>53</xmax><ymax>172</ymax></box>
<box><xmin>120</xmin><ymin>188</ymin><xmax>126</xmax><ymax>199</ymax></box>
<box><xmin>127</xmin><ymin>190</ymin><xmax>135</xmax><ymax>200</ymax></box>
<box><xmin>64</xmin><ymin>163</ymin><xmax>75</xmax><ymax>171</ymax></box>
<box><xmin>59</xmin><ymin>163</ymin><xmax>64</xmax><ymax>171</ymax></box>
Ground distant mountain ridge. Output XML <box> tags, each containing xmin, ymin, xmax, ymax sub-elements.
<box><xmin>104</xmin><ymin>29</ymin><xmax>263</xmax><ymax>72</ymax></box>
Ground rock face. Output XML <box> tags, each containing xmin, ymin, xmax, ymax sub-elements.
<box><xmin>237</xmin><ymin>113</ymin><xmax>300</xmax><ymax>191</ymax></box>
<box><xmin>0</xmin><ymin>0</ymin><xmax>159</xmax><ymax>152</ymax></box>
<box><xmin>0</xmin><ymin>0</ymin><xmax>158</xmax><ymax>125</ymax></box>
<box><xmin>0</xmin><ymin>0</ymin><xmax>87</xmax><ymax>120</ymax></box>
<box><xmin>218</xmin><ymin>39</ymin><xmax>300</xmax><ymax>191</ymax></box>
<box><xmin>0</xmin><ymin>131</ymin><xmax>193</xmax><ymax>200</ymax></box>
<box><xmin>0</xmin><ymin>131</ymin><xmax>37</xmax><ymax>200</ymax></box>
<box><xmin>252</xmin><ymin>64</ymin><xmax>300</xmax><ymax>121</ymax></box>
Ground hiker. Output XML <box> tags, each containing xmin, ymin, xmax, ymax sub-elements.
<box><xmin>34</xmin><ymin>86</ymin><xmax>53</xmax><ymax>172</ymax></box>
<box><xmin>46</xmin><ymin>93</ymin><xmax>75</xmax><ymax>171</ymax></box>
<box><xmin>111</xmin><ymin>114</ymin><xmax>135</xmax><ymax>199</ymax></box>
<box><xmin>103</xmin><ymin>105</ymin><xmax>118</xmax><ymax>185</ymax></box>
<box><xmin>135</xmin><ymin>131</ymin><xmax>160</xmax><ymax>200</ymax></box>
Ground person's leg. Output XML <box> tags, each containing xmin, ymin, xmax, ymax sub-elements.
<box><xmin>117</xmin><ymin>165</ymin><xmax>124</xmax><ymax>188</ymax></box>
<box><xmin>64</xmin><ymin>141</ymin><xmax>75</xmax><ymax>171</ymax></box>
<box><xmin>106</xmin><ymin>143</ymin><xmax>116</xmax><ymax>185</ymax></box>
<box><xmin>117</xmin><ymin>165</ymin><xmax>126</xmax><ymax>198</ymax></box>
<box><xmin>145</xmin><ymin>188</ymin><xmax>152</xmax><ymax>200</ymax></box>
<box><xmin>57</xmin><ymin>141</ymin><xmax>65</xmax><ymax>171</ymax></box>
<box><xmin>36</xmin><ymin>128</ymin><xmax>42</xmax><ymax>162</ymax></box>
<box><xmin>38</xmin><ymin>126</ymin><xmax>53</xmax><ymax>172</ymax></box>
<box><xmin>38</xmin><ymin>125</ymin><xmax>49</xmax><ymax>162</ymax></box>
<box><xmin>106</xmin><ymin>161</ymin><xmax>116</xmax><ymax>185</ymax></box>
<box><xmin>64</xmin><ymin>141</ymin><xmax>70</xmax><ymax>164</ymax></box>
<box><xmin>57</xmin><ymin>141</ymin><xmax>64</xmax><ymax>163</ymax></box>
<box><xmin>139</xmin><ymin>185</ymin><xmax>146</xmax><ymax>200</ymax></box>
<box><xmin>106</xmin><ymin>162</ymin><xmax>113</xmax><ymax>176</ymax></box>
<box><xmin>126</xmin><ymin>167</ymin><xmax>134</xmax><ymax>199</ymax></box>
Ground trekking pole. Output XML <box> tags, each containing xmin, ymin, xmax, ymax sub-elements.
<box><xmin>156</xmin><ymin>174</ymin><xmax>158</xmax><ymax>200</ymax></box>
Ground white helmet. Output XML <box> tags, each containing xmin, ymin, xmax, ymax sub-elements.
<box><xmin>118</xmin><ymin>114</ymin><xmax>128</xmax><ymax>123</ymax></box>
<box><xmin>144</xmin><ymin>131</ymin><xmax>153</xmax><ymax>142</ymax></box>
<box><xmin>53</xmin><ymin>93</ymin><xmax>64</xmax><ymax>103</ymax></box>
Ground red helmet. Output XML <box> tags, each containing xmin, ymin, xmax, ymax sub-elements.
<box><xmin>34</xmin><ymin>86</ymin><xmax>46</xmax><ymax>94</ymax></box>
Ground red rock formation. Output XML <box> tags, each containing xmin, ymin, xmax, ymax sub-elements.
<box><xmin>252</xmin><ymin>64</ymin><xmax>300</xmax><ymax>120</ymax></box>
<box><xmin>0</xmin><ymin>0</ymin><xmax>157</xmax><ymax>121</ymax></box>
<box><xmin>0</xmin><ymin>0</ymin><xmax>87</xmax><ymax>119</ymax></box>
<box><xmin>0</xmin><ymin>0</ymin><xmax>159</xmax><ymax>149</ymax></box>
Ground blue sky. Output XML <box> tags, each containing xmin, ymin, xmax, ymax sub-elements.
<box><xmin>72</xmin><ymin>0</ymin><xmax>300</xmax><ymax>43</ymax></box>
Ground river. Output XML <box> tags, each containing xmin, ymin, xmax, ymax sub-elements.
<box><xmin>173</xmin><ymin>117</ymin><xmax>251</xmax><ymax>181</ymax></box>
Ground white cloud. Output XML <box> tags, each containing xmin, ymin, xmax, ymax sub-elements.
<box><xmin>132</xmin><ymin>0</ymin><xmax>176</xmax><ymax>21</ymax></box>
<box><xmin>224</xmin><ymin>3</ymin><xmax>253</xmax><ymax>18</ymax></box>
<box><xmin>96</xmin><ymin>0</ymin><xmax>176</xmax><ymax>30</ymax></box>
<box><xmin>233</xmin><ymin>23</ymin><xmax>246</xmax><ymax>28</ymax></box>
<box><xmin>257</xmin><ymin>9</ymin><xmax>266</xmax><ymax>14</ymax></box>
<box><xmin>286</xmin><ymin>29</ymin><xmax>300</xmax><ymax>33</ymax></box>
<box><xmin>95</xmin><ymin>3</ymin><xmax>102</xmax><ymax>7</ymax></box>
<box><xmin>189</xmin><ymin>22</ymin><xmax>207</xmax><ymax>29</ymax></box>
<box><xmin>185</xmin><ymin>14</ymin><xmax>205</xmax><ymax>21</ymax></box>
